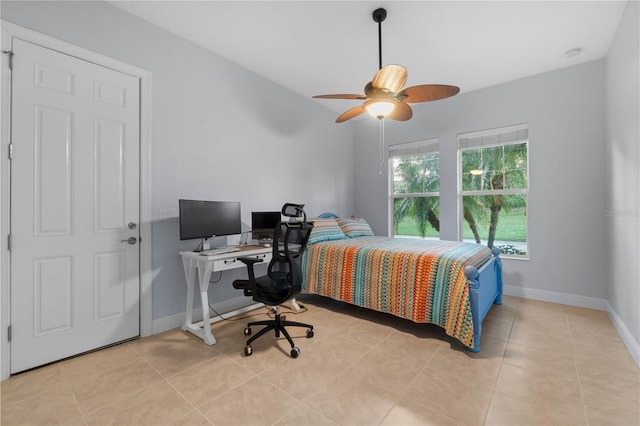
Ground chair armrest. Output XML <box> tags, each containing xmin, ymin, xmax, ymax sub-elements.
<box><xmin>232</xmin><ymin>257</ymin><xmax>265</xmax><ymax>296</ymax></box>
<box><xmin>237</xmin><ymin>257</ymin><xmax>264</xmax><ymax>266</ymax></box>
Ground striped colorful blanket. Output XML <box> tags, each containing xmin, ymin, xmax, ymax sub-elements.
<box><xmin>302</xmin><ymin>237</ymin><xmax>492</xmax><ymax>349</ymax></box>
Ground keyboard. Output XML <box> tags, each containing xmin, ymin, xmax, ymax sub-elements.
<box><xmin>199</xmin><ymin>247</ymin><xmax>241</xmax><ymax>256</ymax></box>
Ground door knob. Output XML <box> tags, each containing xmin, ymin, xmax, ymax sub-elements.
<box><xmin>121</xmin><ymin>236</ymin><xmax>137</xmax><ymax>245</ymax></box>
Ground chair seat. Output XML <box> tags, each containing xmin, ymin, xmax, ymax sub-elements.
<box><xmin>254</xmin><ymin>272</ymin><xmax>290</xmax><ymax>305</ymax></box>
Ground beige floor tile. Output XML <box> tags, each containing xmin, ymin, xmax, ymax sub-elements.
<box><xmin>480</xmin><ymin>316</ymin><xmax>513</xmax><ymax>341</ymax></box>
<box><xmin>304</xmin><ymin>373</ymin><xmax>397</xmax><ymax>426</ymax></box>
<box><xmin>301</xmin><ymin>309</ymin><xmax>358</xmax><ymax>340</ymax></box>
<box><xmin>143</xmin><ymin>338</ymin><xmax>221</xmax><ymax>378</ymax></box>
<box><xmin>581</xmin><ymin>371</ymin><xmax>640</xmax><ymax>422</ymax></box>
<box><xmin>513</xmin><ymin>313</ymin><xmax>571</xmax><ymax>338</ymax></box>
<box><xmin>167</xmin><ymin>352</ymin><xmax>255</xmax><ymax>407</ymax></box>
<box><xmin>129</xmin><ymin>328</ymin><xmax>195</xmax><ymax>357</ymax></box>
<box><xmin>172</xmin><ymin>409</ymin><xmax>213</xmax><ymax>425</ymax></box>
<box><xmin>485</xmin><ymin>391</ymin><xmax>587</xmax><ymax>426</ymax></box>
<box><xmin>517</xmin><ymin>298</ymin><xmax>572</xmax><ymax>322</ymax></box>
<box><xmin>503</xmin><ymin>340</ymin><xmax>579</xmax><ymax>382</ymax></box>
<box><xmin>259</xmin><ymin>335</ymin><xmax>368</xmax><ymax>399</ymax></box>
<box><xmin>380</xmin><ymin>397</ymin><xmax>462</xmax><ymax>425</ymax></box>
<box><xmin>1</xmin><ymin>384</ymin><xmax>84</xmax><ymax>426</ymax></box>
<box><xmin>273</xmin><ymin>403</ymin><xmax>339</xmax><ymax>426</ymax></box>
<box><xmin>199</xmin><ymin>376</ymin><xmax>300</xmax><ymax>426</ymax></box>
<box><xmin>428</xmin><ymin>336</ymin><xmax>506</xmax><ymax>389</ymax></box>
<box><xmin>565</xmin><ymin>305</ymin><xmax>611</xmax><ymax>327</ymax></box>
<box><xmin>341</xmin><ymin>347</ymin><xmax>424</xmax><ymax>397</ymax></box>
<box><xmin>2</xmin><ymin>295</ymin><xmax>638</xmax><ymax>426</ymax></box>
<box><xmin>69</xmin><ymin>357</ymin><xmax>163</xmax><ymax>413</ymax></box>
<box><xmin>495</xmin><ymin>363</ymin><xmax>585</xmax><ymax>421</ymax></box>
<box><xmin>509</xmin><ymin>321</ymin><xmax>575</xmax><ymax>355</ymax></box>
<box><xmin>0</xmin><ymin>363</ymin><xmax>65</xmax><ymax>406</ymax></box>
<box><xmin>84</xmin><ymin>380</ymin><xmax>193</xmax><ymax>425</ymax></box>
<box><xmin>481</xmin><ymin>297</ymin><xmax>520</xmax><ymax>325</ymax></box>
<box><xmin>572</xmin><ymin>335</ymin><xmax>639</xmax><ymax>373</ymax></box>
<box><xmin>58</xmin><ymin>342</ymin><xmax>142</xmax><ymax>380</ymax></box>
<box><xmin>404</xmin><ymin>366</ymin><xmax>493</xmax><ymax>424</ymax></box>
<box><xmin>340</xmin><ymin>316</ymin><xmax>396</xmax><ymax>348</ymax></box>
<box><xmin>577</xmin><ymin>358</ymin><xmax>640</xmax><ymax>403</ymax></box>
<box><xmin>375</xmin><ymin>327</ymin><xmax>442</xmax><ymax>363</ymax></box>
<box><xmin>582</xmin><ymin>384</ymin><xmax>640</xmax><ymax>426</ymax></box>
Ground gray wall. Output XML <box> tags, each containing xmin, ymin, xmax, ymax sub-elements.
<box><xmin>605</xmin><ymin>1</ymin><xmax>640</xmax><ymax>346</ymax></box>
<box><xmin>1</xmin><ymin>1</ymin><xmax>356</xmax><ymax>320</ymax></box>
<box><xmin>354</xmin><ymin>60</ymin><xmax>608</xmax><ymax>300</ymax></box>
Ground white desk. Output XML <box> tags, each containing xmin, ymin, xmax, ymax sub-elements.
<box><xmin>179</xmin><ymin>245</ymin><xmax>272</xmax><ymax>345</ymax></box>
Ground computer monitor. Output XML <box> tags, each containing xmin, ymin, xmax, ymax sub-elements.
<box><xmin>251</xmin><ymin>211</ymin><xmax>281</xmax><ymax>242</ymax></box>
<box><xmin>179</xmin><ymin>200</ymin><xmax>241</xmax><ymax>248</ymax></box>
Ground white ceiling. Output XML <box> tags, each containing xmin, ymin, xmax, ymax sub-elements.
<box><xmin>110</xmin><ymin>1</ymin><xmax>627</xmax><ymax>115</ymax></box>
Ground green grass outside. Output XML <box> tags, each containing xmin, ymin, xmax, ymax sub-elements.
<box><xmin>395</xmin><ymin>210</ymin><xmax>526</xmax><ymax>242</ymax></box>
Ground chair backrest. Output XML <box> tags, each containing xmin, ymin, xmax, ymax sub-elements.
<box><xmin>267</xmin><ymin>204</ymin><xmax>313</xmax><ymax>296</ymax></box>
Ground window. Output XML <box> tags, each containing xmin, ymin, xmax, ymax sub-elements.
<box><xmin>458</xmin><ymin>125</ymin><xmax>529</xmax><ymax>257</ymax></box>
<box><xmin>389</xmin><ymin>139</ymin><xmax>440</xmax><ymax>239</ymax></box>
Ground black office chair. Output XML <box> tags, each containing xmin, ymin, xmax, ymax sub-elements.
<box><xmin>232</xmin><ymin>203</ymin><xmax>314</xmax><ymax>358</ymax></box>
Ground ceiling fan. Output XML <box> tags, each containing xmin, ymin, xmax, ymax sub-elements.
<box><xmin>313</xmin><ymin>8</ymin><xmax>460</xmax><ymax>123</ymax></box>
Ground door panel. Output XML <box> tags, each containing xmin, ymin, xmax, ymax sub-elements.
<box><xmin>10</xmin><ymin>38</ymin><xmax>140</xmax><ymax>373</ymax></box>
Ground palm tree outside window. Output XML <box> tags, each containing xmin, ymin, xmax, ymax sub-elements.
<box><xmin>458</xmin><ymin>125</ymin><xmax>529</xmax><ymax>257</ymax></box>
<box><xmin>389</xmin><ymin>138</ymin><xmax>440</xmax><ymax>239</ymax></box>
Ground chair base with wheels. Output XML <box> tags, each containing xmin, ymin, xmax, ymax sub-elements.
<box><xmin>243</xmin><ymin>305</ymin><xmax>314</xmax><ymax>358</ymax></box>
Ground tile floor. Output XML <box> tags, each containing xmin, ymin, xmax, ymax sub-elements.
<box><xmin>1</xmin><ymin>295</ymin><xmax>639</xmax><ymax>425</ymax></box>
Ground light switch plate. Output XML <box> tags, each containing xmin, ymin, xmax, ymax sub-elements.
<box><xmin>159</xmin><ymin>208</ymin><xmax>178</xmax><ymax>221</ymax></box>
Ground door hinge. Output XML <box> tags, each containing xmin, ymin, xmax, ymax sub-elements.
<box><xmin>8</xmin><ymin>143</ymin><xmax>13</xmax><ymax>160</ymax></box>
<box><xmin>3</xmin><ymin>50</ymin><xmax>13</xmax><ymax>70</ymax></box>
<box><xmin>8</xmin><ymin>325</ymin><xmax>11</xmax><ymax>342</ymax></box>
<box><xmin>7</xmin><ymin>234</ymin><xmax>12</xmax><ymax>251</ymax></box>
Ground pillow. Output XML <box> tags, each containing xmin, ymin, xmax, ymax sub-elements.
<box><xmin>308</xmin><ymin>218</ymin><xmax>346</xmax><ymax>244</ymax></box>
<box><xmin>338</xmin><ymin>217</ymin><xmax>374</xmax><ymax>238</ymax></box>
<box><xmin>317</xmin><ymin>212</ymin><xmax>339</xmax><ymax>219</ymax></box>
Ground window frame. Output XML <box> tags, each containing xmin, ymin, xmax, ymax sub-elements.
<box><xmin>387</xmin><ymin>138</ymin><xmax>441</xmax><ymax>239</ymax></box>
<box><xmin>457</xmin><ymin>125</ymin><xmax>530</xmax><ymax>259</ymax></box>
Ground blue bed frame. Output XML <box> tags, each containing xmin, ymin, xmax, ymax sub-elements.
<box><xmin>465</xmin><ymin>247</ymin><xmax>503</xmax><ymax>352</ymax></box>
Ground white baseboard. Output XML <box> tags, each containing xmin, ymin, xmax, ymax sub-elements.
<box><xmin>604</xmin><ymin>300</ymin><xmax>640</xmax><ymax>368</ymax></box>
<box><xmin>503</xmin><ymin>285</ymin><xmax>607</xmax><ymax>311</ymax></box>
<box><xmin>504</xmin><ymin>285</ymin><xmax>639</xmax><ymax>368</ymax></box>
<box><xmin>152</xmin><ymin>296</ymin><xmax>263</xmax><ymax>335</ymax></box>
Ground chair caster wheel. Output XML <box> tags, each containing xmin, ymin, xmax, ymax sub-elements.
<box><xmin>244</xmin><ymin>327</ymin><xmax>252</xmax><ymax>336</ymax></box>
<box><xmin>306</xmin><ymin>329</ymin><xmax>314</xmax><ymax>338</ymax></box>
<box><xmin>290</xmin><ymin>347</ymin><xmax>300</xmax><ymax>358</ymax></box>
<box><xmin>244</xmin><ymin>346</ymin><xmax>253</xmax><ymax>356</ymax></box>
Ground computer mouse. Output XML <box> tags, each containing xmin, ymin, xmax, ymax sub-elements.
<box><xmin>263</xmin><ymin>243</ymin><xmax>271</xmax><ymax>248</ymax></box>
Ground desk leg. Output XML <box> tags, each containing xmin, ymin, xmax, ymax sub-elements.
<box><xmin>180</xmin><ymin>257</ymin><xmax>216</xmax><ymax>345</ymax></box>
<box><xmin>197</xmin><ymin>261</ymin><xmax>216</xmax><ymax>345</ymax></box>
<box><xmin>181</xmin><ymin>257</ymin><xmax>196</xmax><ymax>332</ymax></box>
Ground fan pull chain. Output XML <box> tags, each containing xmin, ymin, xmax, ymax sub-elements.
<box><xmin>379</xmin><ymin>117</ymin><xmax>385</xmax><ymax>174</ymax></box>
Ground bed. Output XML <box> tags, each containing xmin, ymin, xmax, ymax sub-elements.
<box><xmin>301</xmin><ymin>217</ymin><xmax>503</xmax><ymax>352</ymax></box>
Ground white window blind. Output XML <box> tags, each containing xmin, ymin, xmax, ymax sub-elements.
<box><xmin>458</xmin><ymin>124</ymin><xmax>528</xmax><ymax>150</ymax></box>
<box><xmin>389</xmin><ymin>139</ymin><xmax>439</xmax><ymax>157</ymax></box>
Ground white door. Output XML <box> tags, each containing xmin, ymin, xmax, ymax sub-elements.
<box><xmin>10</xmin><ymin>39</ymin><xmax>140</xmax><ymax>373</ymax></box>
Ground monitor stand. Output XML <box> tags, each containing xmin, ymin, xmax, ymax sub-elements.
<box><xmin>194</xmin><ymin>238</ymin><xmax>210</xmax><ymax>252</ymax></box>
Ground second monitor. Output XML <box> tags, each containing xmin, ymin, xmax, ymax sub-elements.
<box><xmin>251</xmin><ymin>211</ymin><xmax>281</xmax><ymax>242</ymax></box>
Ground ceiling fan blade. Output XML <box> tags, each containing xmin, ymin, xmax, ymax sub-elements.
<box><xmin>399</xmin><ymin>84</ymin><xmax>460</xmax><ymax>103</ymax></box>
<box><xmin>387</xmin><ymin>102</ymin><xmax>413</xmax><ymax>121</ymax></box>
<box><xmin>336</xmin><ymin>105</ymin><xmax>366</xmax><ymax>123</ymax></box>
<box><xmin>312</xmin><ymin>94</ymin><xmax>369</xmax><ymax>100</ymax></box>
<box><xmin>372</xmin><ymin>64</ymin><xmax>407</xmax><ymax>93</ymax></box>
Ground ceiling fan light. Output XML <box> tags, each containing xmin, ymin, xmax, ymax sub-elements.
<box><xmin>366</xmin><ymin>100</ymin><xmax>395</xmax><ymax>118</ymax></box>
